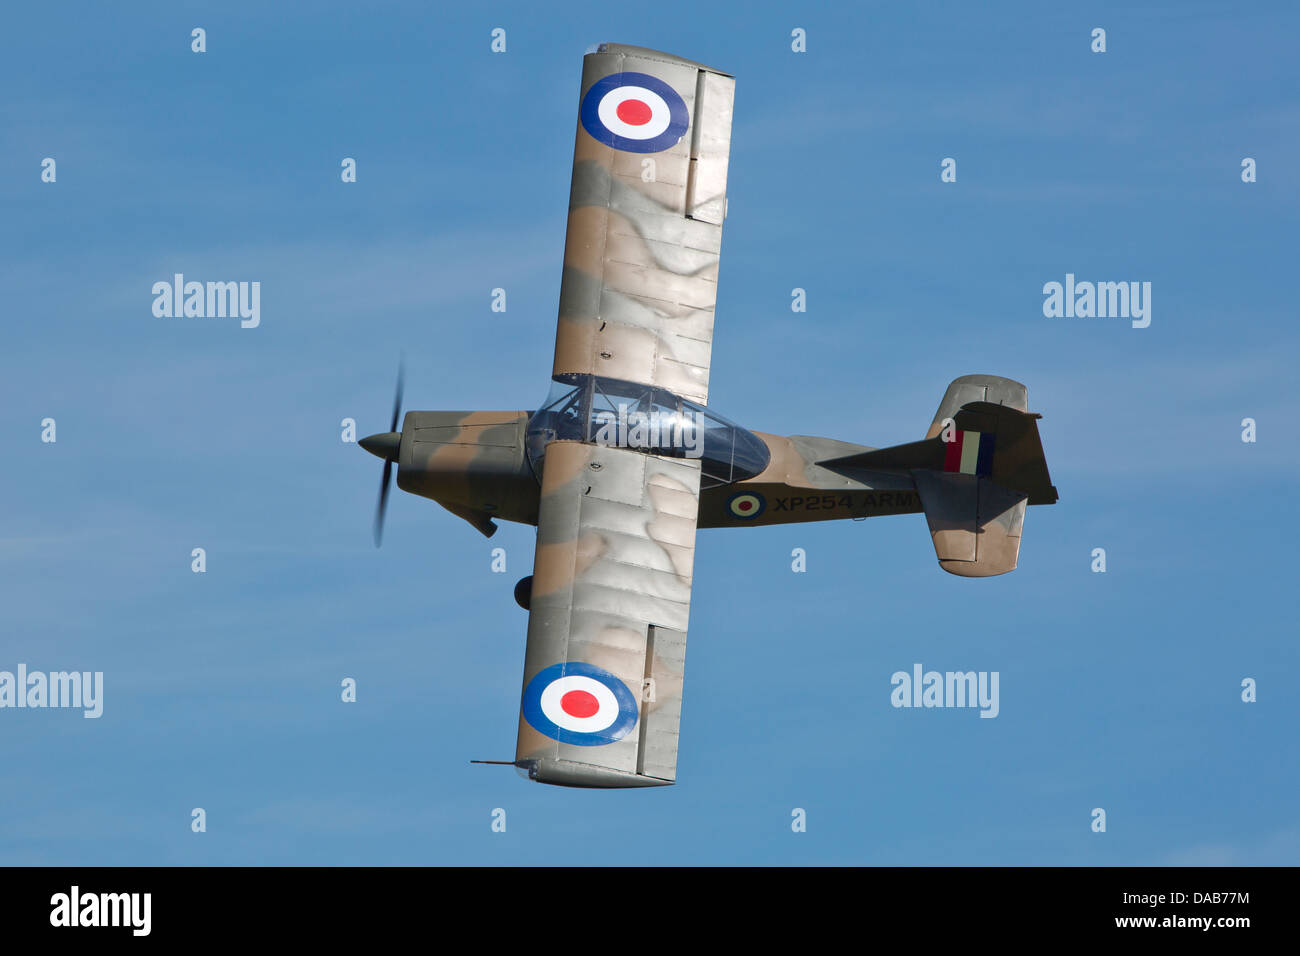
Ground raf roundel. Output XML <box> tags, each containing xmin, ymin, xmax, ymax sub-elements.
<box><xmin>579</xmin><ymin>71</ymin><xmax>689</xmax><ymax>154</ymax></box>
<box><xmin>727</xmin><ymin>491</ymin><xmax>765</xmax><ymax>520</ymax></box>
<box><xmin>522</xmin><ymin>662</ymin><xmax>639</xmax><ymax>746</ymax></box>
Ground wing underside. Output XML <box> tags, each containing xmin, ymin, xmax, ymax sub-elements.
<box><xmin>551</xmin><ymin>43</ymin><xmax>734</xmax><ymax>407</ymax></box>
<box><xmin>515</xmin><ymin>441</ymin><xmax>700</xmax><ymax>787</ymax></box>
<box><xmin>512</xmin><ymin>43</ymin><xmax>731</xmax><ymax>788</ymax></box>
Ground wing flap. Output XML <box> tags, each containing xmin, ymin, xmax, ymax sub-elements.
<box><xmin>636</xmin><ymin>624</ymin><xmax>687</xmax><ymax>780</ymax></box>
<box><xmin>685</xmin><ymin>71</ymin><xmax>734</xmax><ymax>224</ymax></box>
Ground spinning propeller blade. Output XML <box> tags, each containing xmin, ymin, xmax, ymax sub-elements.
<box><xmin>360</xmin><ymin>359</ymin><xmax>404</xmax><ymax>548</ymax></box>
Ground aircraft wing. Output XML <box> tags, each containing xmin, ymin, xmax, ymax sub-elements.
<box><xmin>514</xmin><ymin>440</ymin><xmax>701</xmax><ymax>787</ymax></box>
<box><xmin>512</xmin><ymin>44</ymin><xmax>733</xmax><ymax>788</ymax></box>
<box><xmin>550</xmin><ymin>42</ymin><xmax>735</xmax><ymax>406</ymax></box>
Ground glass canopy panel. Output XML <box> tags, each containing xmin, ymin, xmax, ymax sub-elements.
<box><xmin>525</xmin><ymin>374</ymin><xmax>769</xmax><ymax>489</ymax></box>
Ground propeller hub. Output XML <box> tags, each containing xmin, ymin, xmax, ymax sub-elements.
<box><xmin>360</xmin><ymin>431</ymin><xmax>401</xmax><ymax>462</ymax></box>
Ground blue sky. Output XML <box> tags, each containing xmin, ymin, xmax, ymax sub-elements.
<box><xmin>2</xmin><ymin>1</ymin><xmax>1297</xmax><ymax>864</ymax></box>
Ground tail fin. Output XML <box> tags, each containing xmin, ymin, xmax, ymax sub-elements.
<box><xmin>819</xmin><ymin>375</ymin><xmax>1057</xmax><ymax>577</ymax></box>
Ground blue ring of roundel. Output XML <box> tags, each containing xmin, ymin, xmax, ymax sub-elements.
<box><xmin>727</xmin><ymin>491</ymin><xmax>766</xmax><ymax>520</ymax></box>
<box><xmin>522</xmin><ymin>661</ymin><xmax>639</xmax><ymax>746</ymax></box>
<box><xmin>579</xmin><ymin>71</ymin><xmax>689</xmax><ymax>154</ymax></box>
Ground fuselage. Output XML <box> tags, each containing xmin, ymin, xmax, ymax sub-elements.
<box><xmin>386</xmin><ymin>389</ymin><xmax>923</xmax><ymax>537</ymax></box>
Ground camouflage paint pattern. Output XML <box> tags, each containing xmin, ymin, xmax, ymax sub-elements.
<box><xmin>910</xmin><ymin>397</ymin><xmax>1056</xmax><ymax>576</ymax></box>
<box><xmin>503</xmin><ymin>44</ymin><xmax>731</xmax><ymax>787</ymax></box>
<box><xmin>386</xmin><ymin>380</ymin><xmax>1055</xmax><ymax>561</ymax></box>
<box><xmin>551</xmin><ymin>43</ymin><xmax>734</xmax><ymax>407</ymax></box>
<box><xmin>358</xmin><ymin>39</ymin><xmax>1061</xmax><ymax>785</ymax></box>
<box><xmin>696</xmin><ymin>431</ymin><xmax>924</xmax><ymax>528</ymax></box>
<box><xmin>395</xmin><ymin>410</ymin><xmax>535</xmax><ymax>535</ymax></box>
<box><xmin>515</xmin><ymin>440</ymin><xmax>700</xmax><ymax>787</ymax></box>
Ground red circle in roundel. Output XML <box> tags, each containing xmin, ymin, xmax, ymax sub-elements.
<box><xmin>737</xmin><ymin>500</ymin><xmax>753</xmax><ymax>512</ymax></box>
<box><xmin>616</xmin><ymin>98</ymin><xmax>653</xmax><ymax>126</ymax></box>
<box><xmin>560</xmin><ymin>690</ymin><xmax>600</xmax><ymax>718</ymax></box>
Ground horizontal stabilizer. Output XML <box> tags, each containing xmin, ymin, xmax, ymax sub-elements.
<box><xmin>926</xmin><ymin>374</ymin><xmax>1028</xmax><ymax>438</ymax></box>
<box><xmin>913</xmin><ymin>471</ymin><xmax>1026</xmax><ymax>577</ymax></box>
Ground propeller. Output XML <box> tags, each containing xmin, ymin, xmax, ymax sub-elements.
<box><xmin>359</xmin><ymin>359</ymin><xmax>404</xmax><ymax>547</ymax></box>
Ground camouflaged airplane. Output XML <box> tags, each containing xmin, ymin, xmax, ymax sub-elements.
<box><xmin>359</xmin><ymin>43</ymin><xmax>1058</xmax><ymax>789</ymax></box>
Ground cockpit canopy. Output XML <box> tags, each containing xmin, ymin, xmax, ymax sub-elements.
<box><xmin>526</xmin><ymin>373</ymin><xmax>770</xmax><ymax>490</ymax></box>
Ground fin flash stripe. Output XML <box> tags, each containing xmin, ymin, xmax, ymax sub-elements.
<box><xmin>943</xmin><ymin>430</ymin><xmax>995</xmax><ymax>477</ymax></box>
